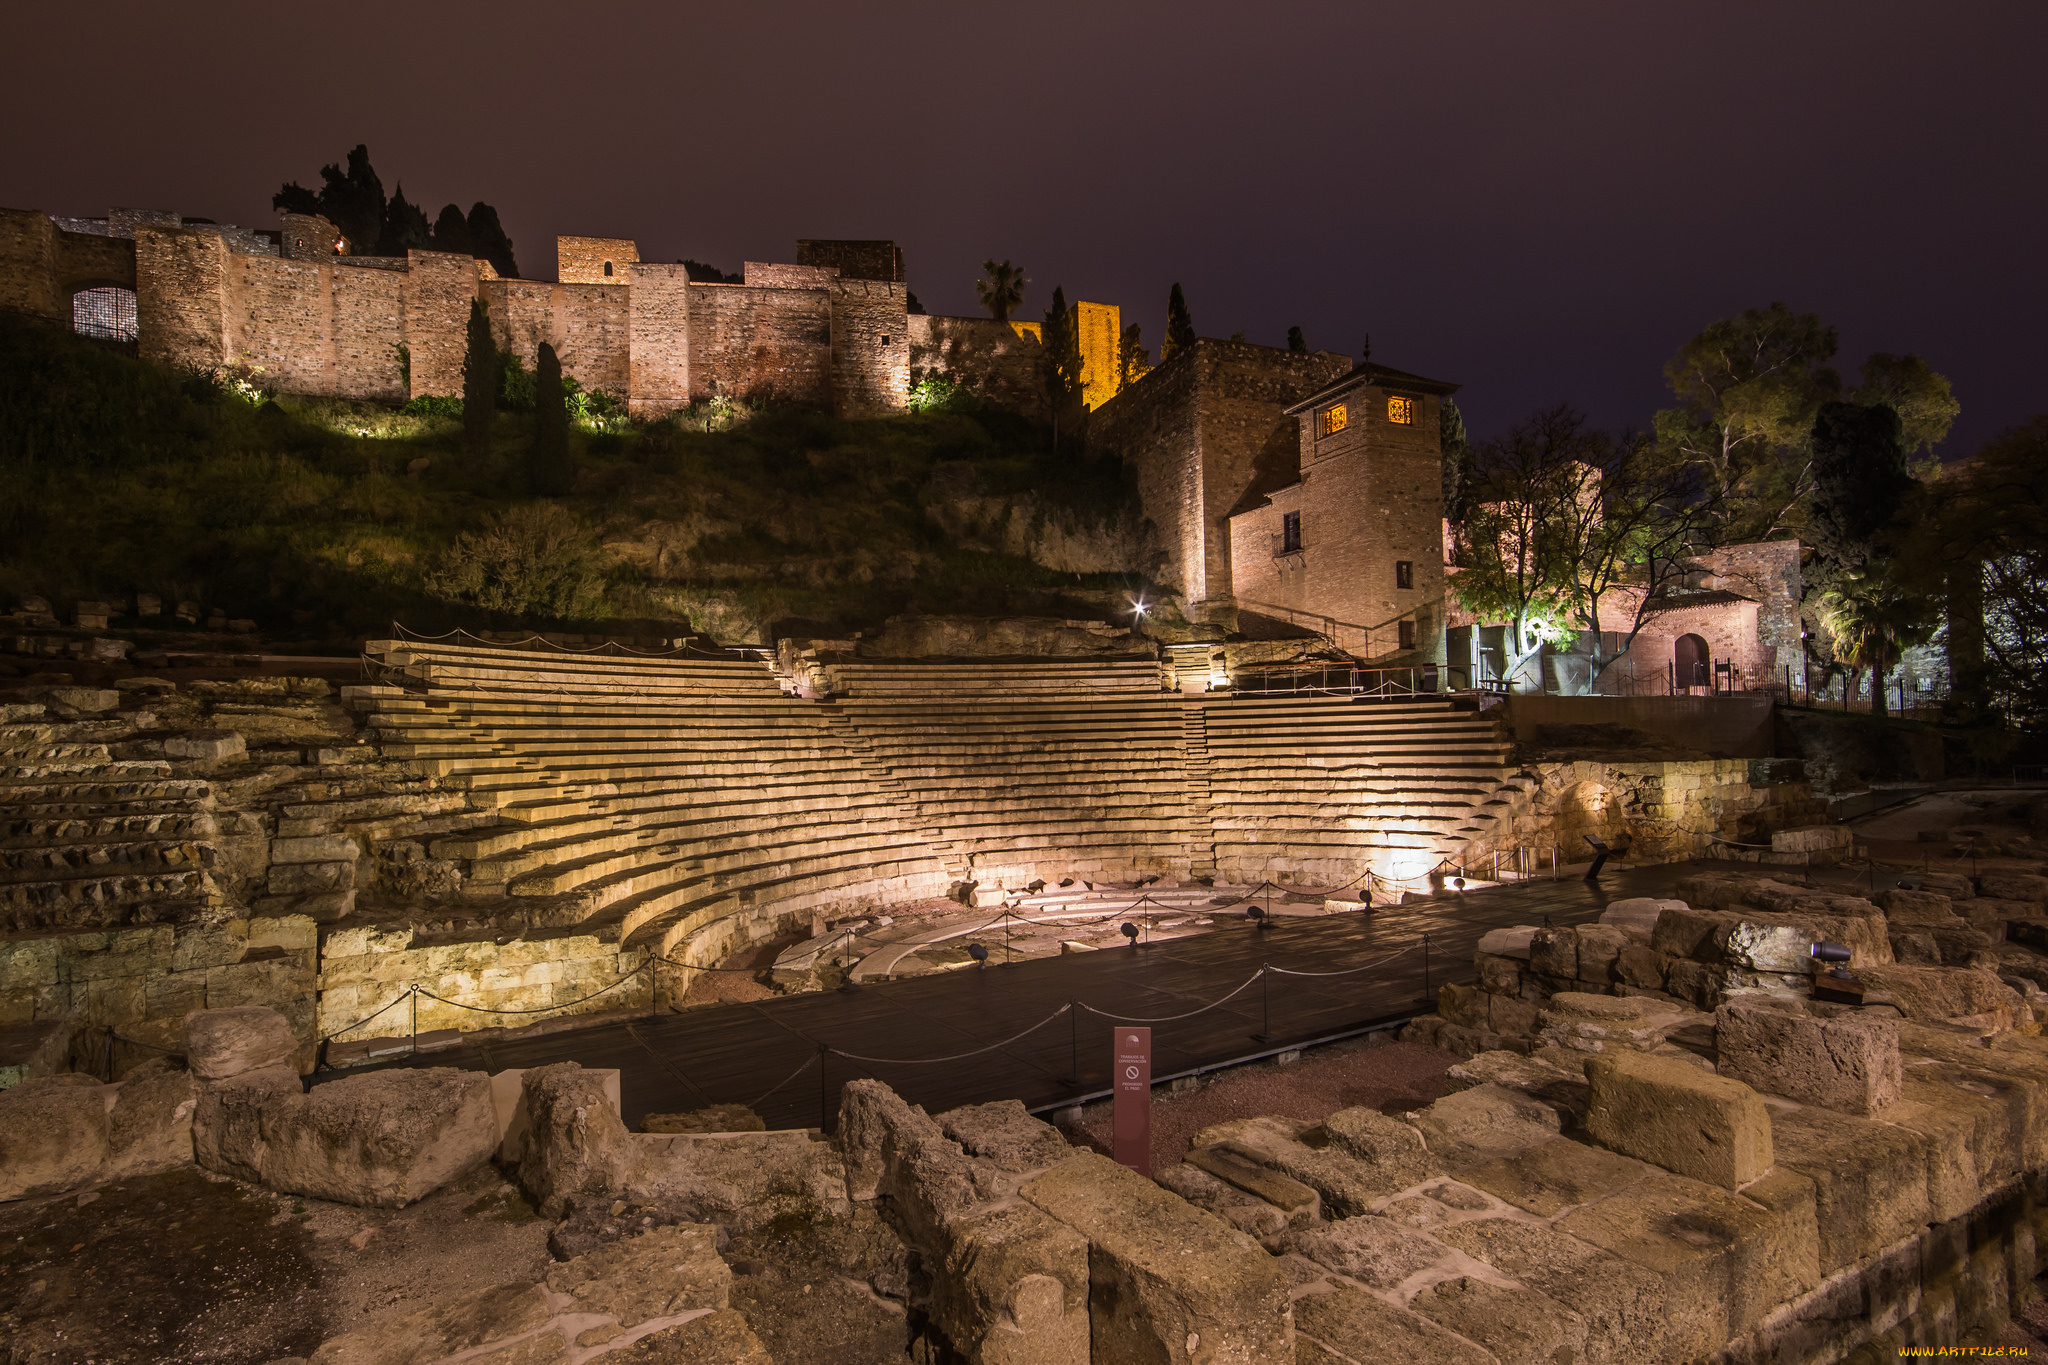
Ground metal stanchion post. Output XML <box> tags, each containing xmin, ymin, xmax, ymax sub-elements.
<box><xmin>817</xmin><ymin>1043</ymin><xmax>831</xmax><ymax>1133</ymax></box>
<box><xmin>1422</xmin><ymin>933</ymin><xmax>1432</xmax><ymax>1008</ymax></box>
<box><xmin>410</xmin><ymin>985</ymin><xmax>418</xmax><ymax>1055</ymax></box>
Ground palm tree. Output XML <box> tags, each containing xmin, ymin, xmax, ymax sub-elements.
<box><xmin>1819</xmin><ymin>566</ymin><xmax>1935</xmax><ymax>716</ymax></box>
<box><xmin>976</xmin><ymin>260</ymin><xmax>1027</xmax><ymax>323</ymax></box>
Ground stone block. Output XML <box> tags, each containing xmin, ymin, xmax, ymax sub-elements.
<box><xmin>1600</xmin><ymin>897</ymin><xmax>1683</xmax><ymax>938</ymax></box>
<box><xmin>1585</xmin><ymin>1048</ymin><xmax>1772</xmax><ymax>1188</ymax></box>
<box><xmin>634</xmin><ymin>1130</ymin><xmax>851</xmax><ymax>1234</ymax></box>
<box><xmin>1476</xmin><ymin>925</ymin><xmax>1536</xmax><ymax>960</ymax></box>
<box><xmin>1454</xmin><ymin>1135</ymin><xmax>1648</xmax><ymax>1218</ymax></box>
<box><xmin>45</xmin><ymin>686</ymin><xmax>117</xmax><ymax>713</ymax></box>
<box><xmin>104</xmin><ymin>1068</ymin><xmax>200</xmax><ymax>1178</ymax></box>
<box><xmin>1319</xmin><ymin>1106</ymin><xmax>1444</xmax><ymax>1191</ymax></box>
<box><xmin>1772</xmin><ymin>825</ymin><xmax>1853</xmax><ymax>854</ymax></box>
<box><xmin>1286</xmin><ymin>1213</ymin><xmax>1452</xmax><ymax>1288</ymax></box>
<box><xmin>1536</xmin><ymin>991</ymin><xmax>1692</xmax><ymax>1053</ymax></box>
<box><xmin>272</xmin><ymin>834</ymin><xmax>361</xmax><ymax>864</ymax></box>
<box><xmin>1489</xmin><ymin>992</ymin><xmax>1541</xmax><ymax>1036</ymax></box>
<box><xmin>1438</xmin><ymin>980</ymin><xmax>1489</xmax><ymax>1030</ymax></box>
<box><xmin>931</xmin><ymin>1201</ymin><xmax>1090</xmax><ymax>1365</ymax></box>
<box><xmin>1475</xmin><ymin>951</ymin><xmax>1522</xmax><ymax>996</ymax></box>
<box><xmin>1293</xmin><ymin>1283</ymin><xmax>1494</xmax><ymax>1365</ymax></box>
<box><xmin>1651</xmin><ymin>906</ymin><xmax>1737</xmax><ymax>959</ymax></box>
<box><xmin>1186</xmin><ymin>1145</ymin><xmax>1320</xmax><ymax>1218</ymax></box>
<box><xmin>1192</xmin><ymin>1114</ymin><xmax>1424</xmax><ymax>1216</ymax></box>
<box><xmin>1529</xmin><ymin>927</ymin><xmax>1579</xmax><ymax>980</ymax></box>
<box><xmin>1021</xmin><ymin>1152</ymin><xmax>1291</xmax><ymax>1364</ymax></box>
<box><xmin>0</xmin><ymin>1076</ymin><xmax>110</xmax><ymax>1200</ymax></box>
<box><xmin>1434</xmin><ymin>1214</ymin><xmax>1673</xmax><ymax>1361</ymax></box>
<box><xmin>1558</xmin><ymin>1169</ymin><xmax>1817</xmax><ymax>1352</ymax></box>
<box><xmin>0</xmin><ymin>1020</ymin><xmax>72</xmax><ymax>1090</ymax></box>
<box><xmin>1879</xmin><ymin>888</ymin><xmax>1960</xmax><ymax>924</ymax></box>
<box><xmin>1769</xmin><ymin>1103</ymin><xmax>1929</xmax><ymax>1272</ymax></box>
<box><xmin>268</xmin><ymin>860</ymin><xmax>353</xmax><ymax>895</ymax></box>
<box><xmin>211</xmin><ymin>1066</ymin><xmax>496</xmax><ymax>1208</ymax></box>
<box><xmin>543</xmin><ymin>1222</ymin><xmax>729</xmax><ymax>1325</ymax></box>
<box><xmin>1409</xmin><ymin>1274</ymin><xmax>1588</xmax><ymax>1364</ymax></box>
<box><xmin>1410</xmin><ymin>1083</ymin><xmax>1561</xmax><ymax>1167</ymax></box>
<box><xmin>183</xmin><ymin>1005</ymin><xmax>297</xmax><ymax>1081</ymax></box>
<box><xmin>1979</xmin><ymin>872</ymin><xmax>2048</xmax><ymax>903</ymax></box>
<box><xmin>515</xmin><ymin>1063</ymin><xmax>640</xmax><ymax>1216</ymax></box>
<box><xmin>1857</xmin><ymin>964</ymin><xmax>2022</xmax><ymax>1030</ymax></box>
<box><xmin>164</xmin><ymin>729</ymin><xmax>246</xmax><ymax>762</ymax></box>
<box><xmin>597</xmin><ymin>1310</ymin><xmax>773</xmax><ymax>1364</ymax></box>
<box><xmin>1615</xmin><ymin>944</ymin><xmax>1669</xmax><ymax>989</ymax></box>
<box><xmin>1917</xmin><ymin>872</ymin><xmax>1974</xmax><ymax>900</ymax></box>
<box><xmin>1575</xmin><ymin>924</ymin><xmax>1629</xmax><ymax>982</ymax></box>
<box><xmin>1715</xmin><ymin>999</ymin><xmax>1901</xmax><ymax>1115</ymax></box>
<box><xmin>1885</xmin><ymin>1088</ymin><xmax>1985</xmax><ymax>1224</ymax></box>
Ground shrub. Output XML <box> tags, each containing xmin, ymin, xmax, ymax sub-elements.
<box><xmin>424</xmin><ymin>503</ymin><xmax>609</xmax><ymax>619</ymax></box>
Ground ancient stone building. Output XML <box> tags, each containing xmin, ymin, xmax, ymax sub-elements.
<box><xmin>1225</xmin><ymin>364</ymin><xmax>1459</xmax><ymax>664</ymax></box>
<box><xmin>1089</xmin><ymin>338</ymin><xmax>1355</xmax><ymax>619</ymax></box>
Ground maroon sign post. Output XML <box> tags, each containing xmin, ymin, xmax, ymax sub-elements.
<box><xmin>1112</xmin><ymin>1026</ymin><xmax>1153</xmax><ymax>1176</ymax></box>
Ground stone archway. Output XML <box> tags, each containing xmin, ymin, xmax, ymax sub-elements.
<box><xmin>69</xmin><ymin>282</ymin><xmax>138</xmax><ymax>343</ymax></box>
<box><xmin>1674</xmin><ymin>633</ymin><xmax>1709</xmax><ymax>689</ymax></box>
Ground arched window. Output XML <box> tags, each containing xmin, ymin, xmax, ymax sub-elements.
<box><xmin>1674</xmin><ymin>633</ymin><xmax>1709</xmax><ymax>687</ymax></box>
<box><xmin>72</xmin><ymin>286</ymin><xmax>138</xmax><ymax>342</ymax></box>
<box><xmin>603</xmin><ymin>261</ymin><xmax>613</xmax><ymax>277</ymax></box>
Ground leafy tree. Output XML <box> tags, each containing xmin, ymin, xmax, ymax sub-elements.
<box><xmin>1439</xmin><ymin>396</ymin><xmax>1470</xmax><ymax>521</ymax></box>
<box><xmin>1820</xmin><ymin>565</ymin><xmax>1933</xmax><ymax>717</ymax></box>
<box><xmin>462</xmin><ymin>298</ymin><xmax>496</xmax><ymax>453</ymax></box>
<box><xmin>975</xmin><ymin>260</ymin><xmax>1027</xmax><ymax>322</ymax></box>
<box><xmin>1118</xmin><ymin>324</ymin><xmax>1150</xmax><ymax>386</ymax></box>
<box><xmin>1041</xmin><ymin>286</ymin><xmax>1086</xmax><ymax>438</ymax></box>
<box><xmin>1653</xmin><ymin>301</ymin><xmax>1842</xmax><ymax>542</ymax></box>
<box><xmin>463</xmin><ymin>203</ymin><xmax>519</xmax><ymax>278</ymax></box>
<box><xmin>682</xmin><ymin>260</ymin><xmax>742</xmax><ymax>283</ymax></box>
<box><xmin>425</xmin><ymin>503</ymin><xmax>608</xmax><ymax>620</ymax></box>
<box><xmin>1163</xmin><ymin>283</ymin><xmax>1196</xmax><ymax>361</ymax></box>
<box><xmin>272</xmin><ymin>144</ymin><xmax>386</xmax><ymax>253</ymax></box>
<box><xmin>432</xmin><ymin>204</ymin><xmax>473</xmax><ymax>254</ymax></box>
<box><xmin>1852</xmin><ymin>352</ymin><xmax>1959</xmax><ymax>463</ymax></box>
<box><xmin>379</xmin><ymin>183</ymin><xmax>433</xmax><ymax>256</ymax></box>
<box><xmin>1287</xmin><ymin>326</ymin><xmax>1307</xmax><ymax>353</ymax></box>
<box><xmin>528</xmin><ymin>343</ymin><xmax>573</xmax><ymax>496</ymax></box>
<box><xmin>1807</xmin><ymin>401</ymin><xmax>1913</xmax><ymax>581</ymax></box>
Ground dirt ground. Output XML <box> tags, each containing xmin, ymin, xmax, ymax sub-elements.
<box><xmin>1058</xmin><ymin>1034</ymin><xmax>1465</xmax><ymax>1173</ymax></box>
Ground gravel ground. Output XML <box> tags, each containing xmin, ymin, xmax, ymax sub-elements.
<box><xmin>1057</xmin><ymin>1035</ymin><xmax>1465</xmax><ymax>1172</ymax></box>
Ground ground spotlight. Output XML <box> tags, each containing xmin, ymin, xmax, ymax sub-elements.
<box><xmin>968</xmin><ymin>943</ymin><xmax>990</xmax><ymax>968</ymax></box>
<box><xmin>1120</xmin><ymin>922</ymin><xmax>1140</xmax><ymax>944</ymax></box>
<box><xmin>1248</xmin><ymin>904</ymin><xmax>1271</xmax><ymax>929</ymax></box>
<box><xmin>1452</xmin><ymin>877</ymin><xmax>1466</xmax><ymax>891</ymax></box>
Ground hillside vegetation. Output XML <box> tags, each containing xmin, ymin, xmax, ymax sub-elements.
<box><xmin>0</xmin><ymin>313</ymin><xmax>1159</xmax><ymax>649</ymax></box>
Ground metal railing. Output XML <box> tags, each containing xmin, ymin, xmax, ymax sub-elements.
<box><xmin>1232</xmin><ymin>663</ymin><xmax>1473</xmax><ymax>698</ymax></box>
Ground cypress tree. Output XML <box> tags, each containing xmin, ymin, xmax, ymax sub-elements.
<box><xmin>1163</xmin><ymin>283</ymin><xmax>1196</xmax><ymax>361</ymax></box>
<box><xmin>529</xmin><ymin>342</ymin><xmax>573</xmax><ymax>496</ymax></box>
<box><xmin>462</xmin><ymin>298</ymin><xmax>496</xmax><ymax>453</ymax></box>
<box><xmin>1287</xmin><ymin>326</ymin><xmax>1307</xmax><ymax>353</ymax></box>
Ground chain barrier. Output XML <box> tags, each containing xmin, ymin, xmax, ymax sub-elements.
<box><xmin>825</xmin><ymin>1003</ymin><xmax>1075</xmax><ymax>1065</ymax></box>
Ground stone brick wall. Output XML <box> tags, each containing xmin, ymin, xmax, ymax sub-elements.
<box><xmin>489</xmin><ymin>279</ymin><xmax>632</xmax><ymax>397</ymax></box>
<box><xmin>1090</xmin><ymin>341</ymin><xmax>1352</xmax><ymax>608</ymax></box>
<box><xmin>795</xmin><ymin>238</ymin><xmax>902</xmax><ymax>282</ymax></box>
<box><xmin>1076</xmin><ymin>301</ymin><xmax>1121</xmax><ymax>409</ymax></box>
<box><xmin>905</xmin><ymin>314</ymin><xmax>1048</xmax><ymax>420</ymax></box>
<box><xmin>744</xmin><ymin>262</ymin><xmax>839</xmax><ymax>288</ymax></box>
<box><xmin>688</xmin><ymin>282</ymin><xmax>833</xmax><ymax>403</ymax></box>
<box><xmin>224</xmin><ymin>255</ymin><xmax>407</xmax><ymax>400</ymax></box>
<box><xmin>627</xmin><ymin>262</ymin><xmax>692</xmax><ymax>416</ymax></box>
<box><xmin>1703</xmin><ymin>538</ymin><xmax>1802</xmax><ymax>666</ymax></box>
<box><xmin>829</xmin><ymin>279</ymin><xmax>910</xmax><ymax>417</ymax></box>
<box><xmin>280</xmin><ymin>213</ymin><xmax>341</xmax><ymax>262</ymax></box>
<box><xmin>135</xmin><ymin>225</ymin><xmax>229</xmax><ymax>372</ymax></box>
<box><xmin>54</xmin><ymin>227</ymin><xmax>135</xmax><ymax>294</ymax></box>
<box><xmin>0</xmin><ymin>208</ymin><xmax>62</xmax><ymax>317</ymax></box>
<box><xmin>316</xmin><ymin>925</ymin><xmax>648</xmax><ymax>1041</ymax></box>
<box><xmin>1603</xmin><ymin>595</ymin><xmax>1768</xmax><ymax>693</ymax></box>
<box><xmin>401</xmin><ymin>250</ymin><xmax>481</xmax><ymax>399</ymax></box>
<box><xmin>556</xmin><ymin>235</ymin><xmax>638</xmax><ymax>285</ymax></box>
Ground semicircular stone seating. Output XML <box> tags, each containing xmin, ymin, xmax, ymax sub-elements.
<box><xmin>349</xmin><ymin>642</ymin><xmax>1532</xmax><ymax>1011</ymax></box>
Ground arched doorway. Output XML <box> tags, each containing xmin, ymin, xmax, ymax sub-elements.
<box><xmin>1674</xmin><ymin>633</ymin><xmax>1709</xmax><ymax>689</ymax></box>
<box><xmin>70</xmin><ymin>284</ymin><xmax>138</xmax><ymax>343</ymax></box>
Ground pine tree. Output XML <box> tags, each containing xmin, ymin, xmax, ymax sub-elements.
<box><xmin>1163</xmin><ymin>283</ymin><xmax>1196</xmax><ymax>361</ymax></box>
<box><xmin>1287</xmin><ymin>326</ymin><xmax>1307</xmax><ymax>353</ymax></box>
<box><xmin>529</xmin><ymin>342</ymin><xmax>573</xmax><ymax>496</ymax></box>
<box><xmin>462</xmin><ymin>298</ymin><xmax>496</xmax><ymax>453</ymax></box>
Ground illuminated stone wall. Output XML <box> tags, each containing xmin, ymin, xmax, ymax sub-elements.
<box><xmin>626</xmin><ymin>262</ymin><xmax>693</xmax><ymax>416</ymax></box>
<box><xmin>1076</xmin><ymin>300</ymin><xmax>1121</xmax><ymax>409</ymax></box>
<box><xmin>0</xmin><ymin>208</ymin><xmax>64</xmax><ymax>318</ymax></box>
<box><xmin>905</xmin><ymin>314</ymin><xmax>1048</xmax><ymax>420</ymax></box>
<box><xmin>488</xmin><ymin>278</ymin><xmax>633</xmax><ymax>397</ymax></box>
<box><xmin>556</xmin><ymin>235</ymin><xmax>638</xmax><ymax>285</ymax></box>
<box><xmin>1090</xmin><ymin>339</ymin><xmax>1351</xmax><ymax>609</ymax></box>
<box><xmin>829</xmin><ymin>279</ymin><xmax>910</xmax><ymax>417</ymax></box>
<box><xmin>400</xmin><ymin>251</ymin><xmax>483</xmax><ymax>398</ymax></box>
<box><xmin>135</xmin><ymin>225</ymin><xmax>230</xmax><ymax>372</ymax></box>
<box><xmin>223</xmin><ymin>254</ymin><xmax>406</xmax><ymax>400</ymax></box>
<box><xmin>687</xmin><ymin>281</ymin><xmax>834</xmax><ymax>403</ymax></box>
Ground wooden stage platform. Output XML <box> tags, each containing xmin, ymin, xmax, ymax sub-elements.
<box><xmin>330</xmin><ymin>862</ymin><xmax>1706</xmax><ymax>1130</ymax></box>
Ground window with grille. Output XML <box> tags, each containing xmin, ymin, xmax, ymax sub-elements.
<box><xmin>1395</xmin><ymin>560</ymin><xmax>1413</xmax><ymax>590</ymax></box>
<box><xmin>1398</xmin><ymin>618</ymin><xmax>1416</xmax><ymax>650</ymax></box>
<box><xmin>1281</xmin><ymin>511</ymin><xmax>1302</xmax><ymax>553</ymax></box>
<box><xmin>1319</xmin><ymin>404</ymin><xmax>1347</xmax><ymax>437</ymax></box>
<box><xmin>1387</xmin><ymin>395</ymin><xmax>1415</xmax><ymax>424</ymax></box>
<box><xmin>72</xmin><ymin>286</ymin><xmax>138</xmax><ymax>343</ymax></box>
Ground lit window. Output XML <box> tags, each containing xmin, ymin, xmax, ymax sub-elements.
<box><xmin>1395</xmin><ymin>560</ymin><xmax>1413</xmax><ymax>590</ymax></box>
<box><xmin>603</xmin><ymin>261</ymin><xmax>613</xmax><ymax>277</ymax></box>
<box><xmin>1319</xmin><ymin>404</ymin><xmax>1347</xmax><ymax>437</ymax></box>
<box><xmin>1398</xmin><ymin>619</ymin><xmax>1416</xmax><ymax>650</ymax></box>
<box><xmin>1387</xmin><ymin>395</ymin><xmax>1416</xmax><ymax>424</ymax></box>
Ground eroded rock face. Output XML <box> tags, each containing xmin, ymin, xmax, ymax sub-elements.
<box><xmin>634</xmin><ymin>1130</ymin><xmax>852</xmax><ymax>1233</ymax></box>
<box><xmin>0</xmin><ymin>1076</ymin><xmax>109</xmax><ymax>1201</ymax></box>
<box><xmin>104</xmin><ymin>1068</ymin><xmax>199</xmax><ymax>1179</ymax></box>
<box><xmin>1716</xmin><ymin>998</ymin><xmax>1902</xmax><ymax>1115</ymax></box>
<box><xmin>937</xmin><ymin>1099</ymin><xmax>1072</xmax><ymax>1172</ymax></box>
<box><xmin>183</xmin><ymin>1005</ymin><xmax>298</xmax><ymax>1081</ymax></box>
<box><xmin>545</xmin><ymin>1222</ymin><xmax>731</xmax><ymax>1327</ymax></box>
<box><xmin>1856</xmin><ymin>964</ymin><xmax>2025</xmax><ymax>1032</ymax></box>
<box><xmin>517</xmin><ymin>1062</ymin><xmax>641</xmax><ymax>1217</ymax></box>
<box><xmin>307</xmin><ymin>1280</ymin><xmax>553</xmax><ymax>1365</ymax></box>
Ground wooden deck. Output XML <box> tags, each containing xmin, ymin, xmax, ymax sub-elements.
<box><xmin>334</xmin><ymin>862</ymin><xmax>1707</xmax><ymax>1130</ymax></box>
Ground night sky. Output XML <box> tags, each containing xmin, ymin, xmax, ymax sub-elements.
<box><xmin>5</xmin><ymin>1</ymin><xmax>2042</xmax><ymax>453</ymax></box>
